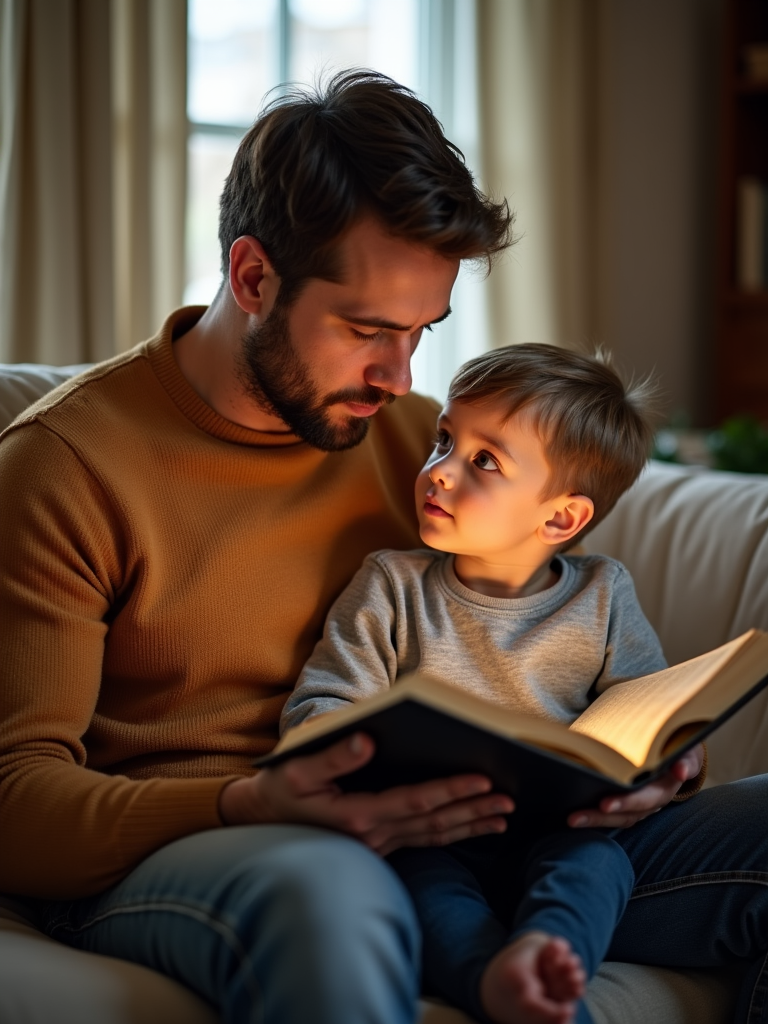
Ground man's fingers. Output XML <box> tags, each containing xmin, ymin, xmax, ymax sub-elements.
<box><xmin>568</xmin><ymin>809</ymin><xmax>658</xmax><ymax>829</ymax></box>
<box><xmin>268</xmin><ymin>750</ymin><xmax>513</xmax><ymax>845</ymax></box>
<box><xmin>282</xmin><ymin>733</ymin><xmax>375</xmax><ymax>792</ymax></box>
<box><xmin>370</xmin><ymin>774</ymin><xmax>497</xmax><ymax>820</ymax></box>
<box><xmin>361</xmin><ymin>791</ymin><xmax>514</xmax><ymax>851</ymax></box>
<box><xmin>374</xmin><ymin>813</ymin><xmax>510</xmax><ymax>856</ymax></box>
<box><xmin>330</xmin><ymin>778</ymin><xmax>508</xmax><ymax>839</ymax></box>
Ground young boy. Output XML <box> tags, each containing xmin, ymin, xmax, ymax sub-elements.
<box><xmin>281</xmin><ymin>344</ymin><xmax>706</xmax><ymax>1024</ymax></box>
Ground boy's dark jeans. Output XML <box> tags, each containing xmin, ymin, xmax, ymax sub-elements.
<box><xmin>392</xmin><ymin>776</ymin><xmax>768</xmax><ymax>1024</ymax></box>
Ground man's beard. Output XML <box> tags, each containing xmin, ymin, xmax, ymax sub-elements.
<box><xmin>237</xmin><ymin>299</ymin><xmax>395</xmax><ymax>452</ymax></box>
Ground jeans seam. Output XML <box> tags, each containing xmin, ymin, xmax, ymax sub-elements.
<box><xmin>629</xmin><ymin>871</ymin><xmax>768</xmax><ymax>900</ymax></box>
<box><xmin>49</xmin><ymin>899</ymin><xmax>264</xmax><ymax>1023</ymax></box>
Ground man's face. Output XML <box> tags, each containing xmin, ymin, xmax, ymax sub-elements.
<box><xmin>415</xmin><ymin>399</ymin><xmax>562</xmax><ymax>564</ymax></box>
<box><xmin>239</xmin><ymin>218</ymin><xmax>459</xmax><ymax>450</ymax></box>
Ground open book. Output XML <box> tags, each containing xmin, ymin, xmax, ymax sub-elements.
<box><xmin>259</xmin><ymin>629</ymin><xmax>768</xmax><ymax>821</ymax></box>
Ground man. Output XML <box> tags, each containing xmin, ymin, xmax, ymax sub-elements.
<box><xmin>1</xmin><ymin>72</ymin><xmax>758</xmax><ymax>1024</ymax></box>
<box><xmin>0</xmin><ymin>71</ymin><xmax>516</xmax><ymax>1024</ymax></box>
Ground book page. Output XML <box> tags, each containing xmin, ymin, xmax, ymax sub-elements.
<box><xmin>569</xmin><ymin>634</ymin><xmax>754</xmax><ymax>767</ymax></box>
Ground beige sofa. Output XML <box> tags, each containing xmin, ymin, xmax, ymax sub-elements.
<box><xmin>1</xmin><ymin>363</ymin><xmax>766</xmax><ymax>1024</ymax></box>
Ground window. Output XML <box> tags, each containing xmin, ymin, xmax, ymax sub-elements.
<box><xmin>186</xmin><ymin>0</ymin><xmax>486</xmax><ymax>401</ymax></box>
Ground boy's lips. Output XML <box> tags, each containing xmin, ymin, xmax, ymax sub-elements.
<box><xmin>423</xmin><ymin>500</ymin><xmax>453</xmax><ymax>519</ymax></box>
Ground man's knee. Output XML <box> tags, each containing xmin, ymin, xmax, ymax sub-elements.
<box><xmin>227</xmin><ymin>826</ymin><xmax>419</xmax><ymax>939</ymax></box>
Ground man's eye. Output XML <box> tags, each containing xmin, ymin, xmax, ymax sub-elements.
<box><xmin>351</xmin><ymin>328</ymin><xmax>383</xmax><ymax>342</ymax></box>
<box><xmin>474</xmin><ymin>451</ymin><xmax>499</xmax><ymax>472</ymax></box>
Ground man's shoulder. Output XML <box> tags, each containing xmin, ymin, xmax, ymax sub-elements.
<box><xmin>0</xmin><ymin>345</ymin><xmax>152</xmax><ymax>445</ymax></box>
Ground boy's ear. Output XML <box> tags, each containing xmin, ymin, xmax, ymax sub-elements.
<box><xmin>538</xmin><ymin>495</ymin><xmax>594</xmax><ymax>547</ymax></box>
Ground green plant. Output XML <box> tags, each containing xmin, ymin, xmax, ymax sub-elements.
<box><xmin>651</xmin><ymin>429</ymin><xmax>681</xmax><ymax>463</ymax></box>
<box><xmin>707</xmin><ymin>416</ymin><xmax>768</xmax><ymax>474</ymax></box>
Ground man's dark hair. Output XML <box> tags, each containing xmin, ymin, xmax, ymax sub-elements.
<box><xmin>219</xmin><ymin>70</ymin><xmax>514</xmax><ymax>301</ymax></box>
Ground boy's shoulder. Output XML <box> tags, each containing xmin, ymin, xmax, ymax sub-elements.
<box><xmin>559</xmin><ymin>552</ymin><xmax>636</xmax><ymax>591</ymax></box>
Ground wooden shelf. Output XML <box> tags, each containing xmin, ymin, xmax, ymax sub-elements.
<box><xmin>714</xmin><ymin>1</ymin><xmax>768</xmax><ymax>424</ymax></box>
<box><xmin>735</xmin><ymin>79</ymin><xmax>768</xmax><ymax>94</ymax></box>
<box><xmin>724</xmin><ymin>290</ymin><xmax>768</xmax><ymax>308</ymax></box>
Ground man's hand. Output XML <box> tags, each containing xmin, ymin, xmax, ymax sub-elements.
<box><xmin>567</xmin><ymin>743</ymin><xmax>705</xmax><ymax>829</ymax></box>
<box><xmin>219</xmin><ymin>733</ymin><xmax>514</xmax><ymax>856</ymax></box>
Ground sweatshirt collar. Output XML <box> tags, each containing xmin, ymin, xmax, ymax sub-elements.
<box><xmin>439</xmin><ymin>553</ymin><xmax>574</xmax><ymax>613</ymax></box>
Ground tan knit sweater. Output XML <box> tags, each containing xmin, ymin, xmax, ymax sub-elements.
<box><xmin>0</xmin><ymin>308</ymin><xmax>438</xmax><ymax>899</ymax></box>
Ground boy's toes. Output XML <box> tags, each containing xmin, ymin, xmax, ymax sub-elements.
<box><xmin>539</xmin><ymin>938</ymin><xmax>586</xmax><ymax>1001</ymax></box>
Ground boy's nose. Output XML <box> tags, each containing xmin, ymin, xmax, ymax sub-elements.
<box><xmin>429</xmin><ymin>461</ymin><xmax>454</xmax><ymax>488</ymax></box>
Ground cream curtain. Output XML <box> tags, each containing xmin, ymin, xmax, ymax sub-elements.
<box><xmin>0</xmin><ymin>0</ymin><xmax>187</xmax><ymax>364</ymax></box>
<box><xmin>478</xmin><ymin>0</ymin><xmax>598</xmax><ymax>352</ymax></box>
<box><xmin>477</xmin><ymin>0</ymin><xmax>722</xmax><ymax>422</ymax></box>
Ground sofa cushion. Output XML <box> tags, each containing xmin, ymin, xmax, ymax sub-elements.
<box><xmin>0</xmin><ymin>899</ymin><xmax>218</xmax><ymax>1024</ymax></box>
<box><xmin>0</xmin><ymin>896</ymin><xmax>739</xmax><ymax>1024</ymax></box>
<box><xmin>582</xmin><ymin>460</ymin><xmax>768</xmax><ymax>785</ymax></box>
<box><xmin>0</xmin><ymin>363</ymin><xmax>91</xmax><ymax>430</ymax></box>
<box><xmin>417</xmin><ymin>965</ymin><xmax>741</xmax><ymax>1024</ymax></box>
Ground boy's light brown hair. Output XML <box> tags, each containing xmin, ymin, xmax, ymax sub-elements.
<box><xmin>447</xmin><ymin>343</ymin><xmax>657</xmax><ymax>546</ymax></box>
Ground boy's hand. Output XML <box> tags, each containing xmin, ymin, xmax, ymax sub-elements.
<box><xmin>219</xmin><ymin>732</ymin><xmax>514</xmax><ymax>856</ymax></box>
<box><xmin>567</xmin><ymin>743</ymin><xmax>705</xmax><ymax>829</ymax></box>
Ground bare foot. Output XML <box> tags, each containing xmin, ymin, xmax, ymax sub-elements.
<box><xmin>479</xmin><ymin>931</ymin><xmax>586</xmax><ymax>1024</ymax></box>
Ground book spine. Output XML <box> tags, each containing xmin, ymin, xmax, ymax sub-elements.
<box><xmin>736</xmin><ymin>177</ymin><xmax>764</xmax><ymax>292</ymax></box>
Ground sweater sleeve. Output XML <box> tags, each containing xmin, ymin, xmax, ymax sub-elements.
<box><xmin>0</xmin><ymin>425</ymin><xmax>230</xmax><ymax>899</ymax></box>
<box><xmin>593</xmin><ymin>563</ymin><xmax>667</xmax><ymax>695</ymax></box>
<box><xmin>281</xmin><ymin>553</ymin><xmax>398</xmax><ymax>732</ymax></box>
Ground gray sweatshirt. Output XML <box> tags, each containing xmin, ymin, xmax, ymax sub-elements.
<box><xmin>281</xmin><ymin>549</ymin><xmax>667</xmax><ymax>733</ymax></box>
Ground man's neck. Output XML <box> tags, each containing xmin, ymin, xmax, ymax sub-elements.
<box><xmin>173</xmin><ymin>295</ymin><xmax>291</xmax><ymax>433</ymax></box>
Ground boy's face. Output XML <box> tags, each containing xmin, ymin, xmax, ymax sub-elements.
<box><xmin>415</xmin><ymin>399</ymin><xmax>565</xmax><ymax>565</ymax></box>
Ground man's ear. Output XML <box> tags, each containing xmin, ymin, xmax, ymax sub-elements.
<box><xmin>538</xmin><ymin>495</ymin><xmax>594</xmax><ymax>547</ymax></box>
<box><xmin>228</xmin><ymin>236</ymin><xmax>281</xmax><ymax>316</ymax></box>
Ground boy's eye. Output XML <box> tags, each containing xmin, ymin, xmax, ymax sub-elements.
<box><xmin>435</xmin><ymin>429</ymin><xmax>451</xmax><ymax>450</ymax></box>
<box><xmin>473</xmin><ymin>451</ymin><xmax>499</xmax><ymax>472</ymax></box>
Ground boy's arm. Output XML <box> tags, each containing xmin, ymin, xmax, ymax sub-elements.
<box><xmin>281</xmin><ymin>554</ymin><xmax>398</xmax><ymax>732</ymax></box>
<box><xmin>570</xmin><ymin>563</ymin><xmax>705</xmax><ymax>828</ymax></box>
<box><xmin>593</xmin><ymin>563</ymin><xmax>667</xmax><ymax>691</ymax></box>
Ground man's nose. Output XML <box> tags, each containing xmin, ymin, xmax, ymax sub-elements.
<box><xmin>364</xmin><ymin>335</ymin><xmax>413</xmax><ymax>396</ymax></box>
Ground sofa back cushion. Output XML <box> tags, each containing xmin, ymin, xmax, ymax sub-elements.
<box><xmin>0</xmin><ymin>364</ymin><xmax>91</xmax><ymax>431</ymax></box>
<box><xmin>583</xmin><ymin>460</ymin><xmax>768</xmax><ymax>785</ymax></box>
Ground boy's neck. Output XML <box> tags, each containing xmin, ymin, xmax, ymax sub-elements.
<box><xmin>453</xmin><ymin>553</ymin><xmax>560</xmax><ymax>600</ymax></box>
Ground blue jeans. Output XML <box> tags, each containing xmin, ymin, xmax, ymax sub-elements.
<box><xmin>41</xmin><ymin>825</ymin><xmax>421</xmax><ymax>1024</ymax></box>
<box><xmin>393</xmin><ymin>776</ymin><xmax>768</xmax><ymax>1024</ymax></box>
